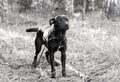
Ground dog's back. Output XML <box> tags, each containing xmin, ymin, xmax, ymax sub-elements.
<box><xmin>26</xmin><ymin>25</ymin><xmax>54</xmax><ymax>41</ymax></box>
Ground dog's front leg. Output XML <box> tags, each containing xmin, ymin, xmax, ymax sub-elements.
<box><xmin>45</xmin><ymin>51</ymin><xmax>60</xmax><ymax>66</ymax></box>
<box><xmin>50</xmin><ymin>51</ymin><xmax>56</xmax><ymax>78</ymax></box>
<box><xmin>61</xmin><ymin>50</ymin><xmax>66</xmax><ymax>77</ymax></box>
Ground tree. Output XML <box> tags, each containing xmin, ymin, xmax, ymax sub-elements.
<box><xmin>103</xmin><ymin>0</ymin><xmax>120</xmax><ymax>20</ymax></box>
<box><xmin>82</xmin><ymin>0</ymin><xmax>87</xmax><ymax>20</ymax></box>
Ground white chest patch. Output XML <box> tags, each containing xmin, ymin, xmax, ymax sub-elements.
<box><xmin>38</xmin><ymin>25</ymin><xmax>54</xmax><ymax>42</ymax></box>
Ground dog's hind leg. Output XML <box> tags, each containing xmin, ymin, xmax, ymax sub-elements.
<box><xmin>32</xmin><ymin>34</ymin><xmax>43</xmax><ymax>68</ymax></box>
<box><xmin>45</xmin><ymin>51</ymin><xmax>50</xmax><ymax>64</ymax></box>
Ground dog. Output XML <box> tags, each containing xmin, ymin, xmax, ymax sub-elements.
<box><xmin>26</xmin><ymin>15</ymin><xmax>69</xmax><ymax>78</ymax></box>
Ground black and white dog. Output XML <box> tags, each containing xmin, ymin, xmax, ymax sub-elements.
<box><xmin>26</xmin><ymin>15</ymin><xmax>69</xmax><ymax>78</ymax></box>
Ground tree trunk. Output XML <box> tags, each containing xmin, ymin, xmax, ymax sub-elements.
<box><xmin>91</xmin><ymin>0</ymin><xmax>95</xmax><ymax>10</ymax></box>
<box><xmin>82</xmin><ymin>0</ymin><xmax>87</xmax><ymax>20</ymax></box>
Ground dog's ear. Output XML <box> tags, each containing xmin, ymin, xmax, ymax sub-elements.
<box><xmin>49</xmin><ymin>18</ymin><xmax>55</xmax><ymax>25</ymax></box>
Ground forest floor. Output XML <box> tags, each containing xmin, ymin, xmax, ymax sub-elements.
<box><xmin>0</xmin><ymin>10</ymin><xmax>120</xmax><ymax>82</ymax></box>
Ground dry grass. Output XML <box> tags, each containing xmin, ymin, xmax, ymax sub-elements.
<box><xmin>0</xmin><ymin>11</ymin><xmax>120</xmax><ymax>82</ymax></box>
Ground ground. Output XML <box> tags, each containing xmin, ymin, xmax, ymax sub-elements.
<box><xmin>0</xmin><ymin>11</ymin><xmax>120</xmax><ymax>82</ymax></box>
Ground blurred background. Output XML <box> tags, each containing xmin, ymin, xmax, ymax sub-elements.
<box><xmin>0</xmin><ymin>0</ymin><xmax>120</xmax><ymax>23</ymax></box>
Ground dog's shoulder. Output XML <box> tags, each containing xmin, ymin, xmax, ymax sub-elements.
<box><xmin>38</xmin><ymin>25</ymin><xmax>54</xmax><ymax>42</ymax></box>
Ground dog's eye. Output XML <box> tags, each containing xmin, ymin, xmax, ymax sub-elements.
<box><xmin>65</xmin><ymin>18</ymin><xmax>68</xmax><ymax>21</ymax></box>
<box><xmin>60</xmin><ymin>18</ymin><xmax>63</xmax><ymax>22</ymax></box>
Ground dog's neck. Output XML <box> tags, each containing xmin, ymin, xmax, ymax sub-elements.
<box><xmin>49</xmin><ymin>34</ymin><xmax>65</xmax><ymax>41</ymax></box>
<box><xmin>48</xmin><ymin>29</ymin><xmax>66</xmax><ymax>42</ymax></box>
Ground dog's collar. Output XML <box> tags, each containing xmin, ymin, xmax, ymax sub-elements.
<box><xmin>43</xmin><ymin>35</ymin><xmax>65</xmax><ymax>49</ymax></box>
<box><xmin>48</xmin><ymin>36</ymin><xmax>66</xmax><ymax>42</ymax></box>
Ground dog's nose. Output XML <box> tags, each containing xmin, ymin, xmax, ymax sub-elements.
<box><xmin>60</xmin><ymin>33</ymin><xmax>63</xmax><ymax>36</ymax></box>
<box><xmin>66</xmin><ymin>24</ymin><xmax>68</xmax><ymax>27</ymax></box>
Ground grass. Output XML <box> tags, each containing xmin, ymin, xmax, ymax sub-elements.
<box><xmin>0</xmin><ymin>10</ymin><xmax>120</xmax><ymax>82</ymax></box>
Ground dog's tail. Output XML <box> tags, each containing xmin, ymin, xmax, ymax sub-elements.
<box><xmin>26</xmin><ymin>28</ymin><xmax>39</xmax><ymax>32</ymax></box>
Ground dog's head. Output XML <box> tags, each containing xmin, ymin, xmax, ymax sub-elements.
<box><xmin>49</xmin><ymin>15</ymin><xmax>69</xmax><ymax>39</ymax></box>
